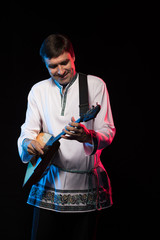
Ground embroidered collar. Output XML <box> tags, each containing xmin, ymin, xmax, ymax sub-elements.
<box><xmin>54</xmin><ymin>72</ymin><xmax>78</xmax><ymax>95</ymax></box>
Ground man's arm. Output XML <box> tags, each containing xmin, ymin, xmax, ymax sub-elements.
<box><xmin>62</xmin><ymin>78</ymin><xmax>116</xmax><ymax>155</ymax></box>
<box><xmin>87</xmin><ymin>79</ymin><xmax>116</xmax><ymax>153</ymax></box>
<box><xmin>17</xmin><ymin>87</ymin><xmax>42</xmax><ymax>163</ymax></box>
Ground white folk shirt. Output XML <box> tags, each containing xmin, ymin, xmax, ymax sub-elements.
<box><xmin>18</xmin><ymin>73</ymin><xmax>116</xmax><ymax>212</ymax></box>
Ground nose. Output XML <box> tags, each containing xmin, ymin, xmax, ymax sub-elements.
<box><xmin>57</xmin><ymin>65</ymin><xmax>65</xmax><ymax>75</ymax></box>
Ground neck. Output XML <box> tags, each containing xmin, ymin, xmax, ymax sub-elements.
<box><xmin>61</xmin><ymin>83</ymin><xmax>68</xmax><ymax>94</ymax></box>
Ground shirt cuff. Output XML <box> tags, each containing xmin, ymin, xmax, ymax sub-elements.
<box><xmin>20</xmin><ymin>138</ymin><xmax>34</xmax><ymax>163</ymax></box>
<box><xmin>83</xmin><ymin>130</ymin><xmax>98</xmax><ymax>156</ymax></box>
<box><xmin>83</xmin><ymin>141</ymin><xmax>94</xmax><ymax>156</ymax></box>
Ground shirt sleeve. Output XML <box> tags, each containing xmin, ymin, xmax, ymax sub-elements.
<box><xmin>17</xmin><ymin>87</ymin><xmax>42</xmax><ymax>163</ymax></box>
<box><xmin>83</xmin><ymin>77</ymin><xmax>116</xmax><ymax>155</ymax></box>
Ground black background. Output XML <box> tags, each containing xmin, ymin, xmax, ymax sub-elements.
<box><xmin>1</xmin><ymin>2</ymin><xmax>158</xmax><ymax>239</ymax></box>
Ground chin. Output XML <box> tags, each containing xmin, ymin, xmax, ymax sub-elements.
<box><xmin>60</xmin><ymin>75</ymin><xmax>71</xmax><ymax>85</ymax></box>
<box><xmin>60</xmin><ymin>80</ymin><xmax>70</xmax><ymax>86</ymax></box>
<box><xmin>52</xmin><ymin>71</ymin><xmax>73</xmax><ymax>85</ymax></box>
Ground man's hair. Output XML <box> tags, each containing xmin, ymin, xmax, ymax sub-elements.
<box><xmin>40</xmin><ymin>34</ymin><xmax>75</xmax><ymax>59</ymax></box>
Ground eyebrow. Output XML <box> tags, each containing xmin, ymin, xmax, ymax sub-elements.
<box><xmin>48</xmin><ymin>59</ymin><xmax>70</xmax><ymax>68</ymax></box>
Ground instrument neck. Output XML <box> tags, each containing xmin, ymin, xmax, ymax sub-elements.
<box><xmin>46</xmin><ymin>117</ymin><xmax>82</xmax><ymax>146</ymax></box>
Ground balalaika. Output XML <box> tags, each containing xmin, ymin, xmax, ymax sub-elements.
<box><xmin>23</xmin><ymin>104</ymin><xmax>101</xmax><ymax>189</ymax></box>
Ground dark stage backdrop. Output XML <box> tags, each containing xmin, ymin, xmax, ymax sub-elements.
<box><xmin>2</xmin><ymin>3</ymin><xmax>157</xmax><ymax>239</ymax></box>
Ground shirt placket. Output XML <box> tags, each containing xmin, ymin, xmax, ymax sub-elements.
<box><xmin>54</xmin><ymin>73</ymin><xmax>78</xmax><ymax>116</ymax></box>
<box><xmin>61</xmin><ymin>86</ymin><xmax>69</xmax><ymax>116</ymax></box>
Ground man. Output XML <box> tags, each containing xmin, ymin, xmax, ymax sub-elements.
<box><xmin>18</xmin><ymin>34</ymin><xmax>116</xmax><ymax>239</ymax></box>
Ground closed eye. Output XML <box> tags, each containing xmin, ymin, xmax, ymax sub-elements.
<box><xmin>48</xmin><ymin>59</ymin><xmax>70</xmax><ymax>69</ymax></box>
<box><xmin>61</xmin><ymin>59</ymin><xmax>70</xmax><ymax>65</ymax></box>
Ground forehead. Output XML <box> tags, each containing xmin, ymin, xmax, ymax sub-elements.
<box><xmin>44</xmin><ymin>52</ymin><xmax>72</xmax><ymax>65</ymax></box>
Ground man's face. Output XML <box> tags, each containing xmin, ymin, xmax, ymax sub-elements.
<box><xmin>44</xmin><ymin>51</ymin><xmax>76</xmax><ymax>86</ymax></box>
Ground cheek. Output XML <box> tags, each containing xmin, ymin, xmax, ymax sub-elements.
<box><xmin>48</xmin><ymin>68</ymin><xmax>56</xmax><ymax>75</ymax></box>
<box><xmin>63</xmin><ymin>63</ymin><xmax>71</xmax><ymax>70</ymax></box>
<box><xmin>67</xmin><ymin>62</ymin><xmax>74</xmax><ymax>71</ymax></box>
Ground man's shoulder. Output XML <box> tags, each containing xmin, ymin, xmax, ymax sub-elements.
<box><xmin>87</xmin><ymin>74</ymin><xmax>106</xmax><ymax>87</ymax></box>
<box><xmin>32</xmin><ymin>78</ymin><xmax>52</xmax><ymax>90</ymax></box>
<box><xmin>28</xmin><ymin>78</ymin><xmax>52</xmax><ymax>98</ymax></box>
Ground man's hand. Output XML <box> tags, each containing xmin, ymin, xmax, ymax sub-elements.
<box><xmin>23</xmin><ymin>139</ymin><xmax>44</xmax><ymax>156</ymax></box>
<box><xmin>61</xmin><ymin>117</ymin><xmax>92</xmax><ymax>144</ymax></box>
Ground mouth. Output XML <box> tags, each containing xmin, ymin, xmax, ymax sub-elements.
<box><xmin>57</xmin><ymin>72</ymin><xmax>69</xmax><ymax>80</ymax></box>
<box><xmin>52</xmin><ymin>69</ymin><xmax>74</xmax><ymax>84</ymax></box>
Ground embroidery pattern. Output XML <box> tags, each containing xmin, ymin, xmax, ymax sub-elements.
<box><xmin>27</xmin><ymin>184</ymin><xmax>112</xmax><ymax>212</ymax></box>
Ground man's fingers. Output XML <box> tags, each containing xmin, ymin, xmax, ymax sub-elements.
<box><xmin>32</xmin><ymin>143</ymin><xmax>44</xmax><ymax>155</ymax></box>
<box><xmin>61</xmin><ymin>134</ymin><xmax>76</xmax><ymax>140</ymax></box>
<box><xmin>69</xmin><ymin>121</ymin><xmax>81</xmax><ymax>129</ymax></box>
<box><xmin>63</xmin><ymin>128</ymin><xmax>77</xmax><ymax>136</ymax></box>
<box><xmin>71</xmin><ymin>116</ymin><xmax>76</xmax><ymax>122</ymax></box>
<box><xmin>65</xmin><ymin>126</ymin><xmax>80</xmax><ymax>133</ymax></box>
<box><xmin>28</xmin><ymin>141</ymin><xmax>44</xmax><ymax>155</ymax></box>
